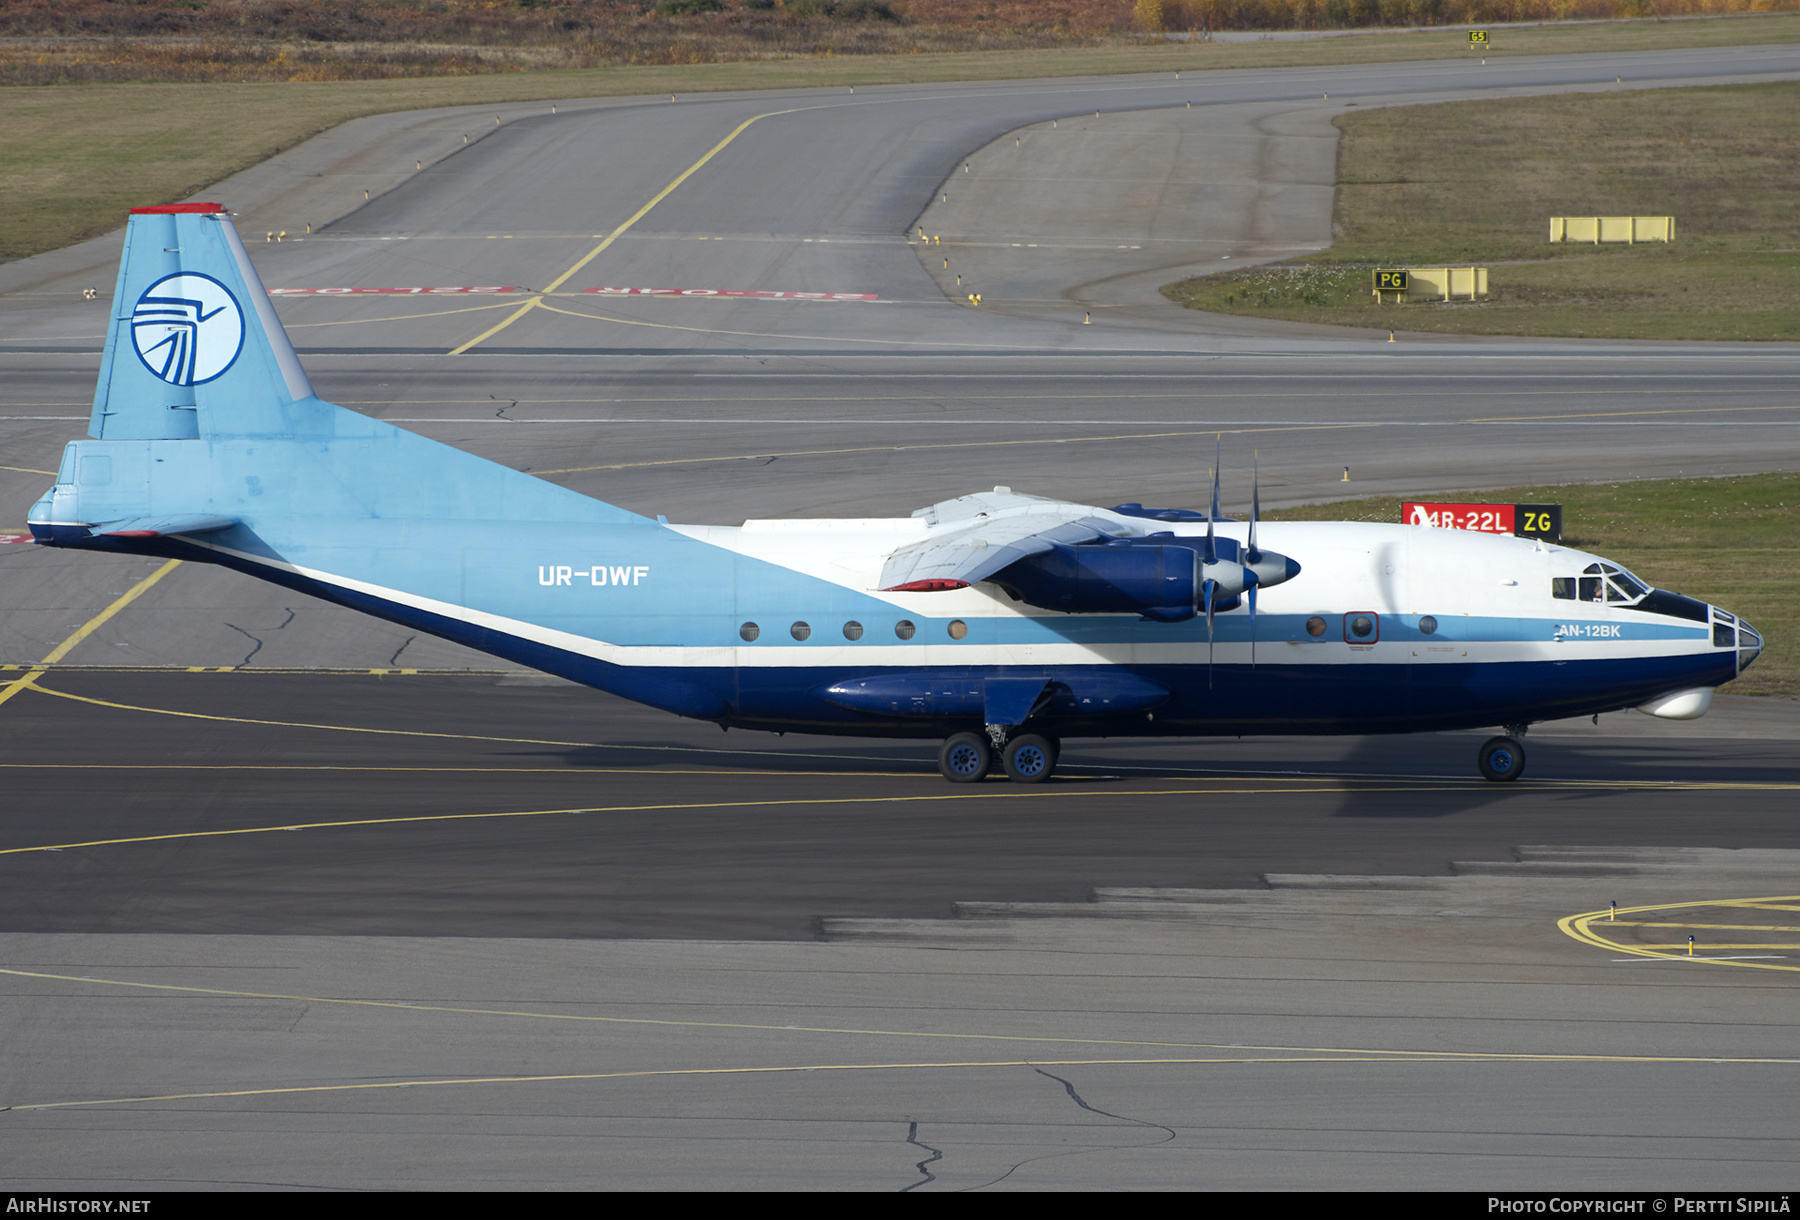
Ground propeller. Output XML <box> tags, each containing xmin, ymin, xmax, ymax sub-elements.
<box><xmin>1193</xmin><ymin>443</ymin><xmax>1301</xmax><ymax>684</ymax></box>
<box><xmin>1247</xmin><ymin>453</ymin><xmax>1261</xmax><ymax>667</ymax></box>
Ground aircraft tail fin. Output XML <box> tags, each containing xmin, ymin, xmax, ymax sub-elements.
<box><xmin>33</xmin><ymin>205</ymin><xmax>645</xmax><ymax>544</ymax></box>
<box><xmin>91</xmin><ymin>203</ymin><xmax>315</xmax><ymax>441</ymax></box>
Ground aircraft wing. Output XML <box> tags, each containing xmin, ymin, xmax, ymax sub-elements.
<box><xmin>878</xmin><ymin>489</ymin><xmax>1133</xmax><ymax>591</ymax></box>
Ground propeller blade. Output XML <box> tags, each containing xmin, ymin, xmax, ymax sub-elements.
<box><xmin>1204</xmin><ymin>439</ymin><xmax>1221</xmax><ymax>565</ymax></box>
<box><xmin>1203</xmin><ymin>576</ymin><xmax>1217</xmax><ymax>688</ymax></box>
<box><xmin>1248</xmin><ymin>452</ymin><xmax>1262</xmax><ymax>565</ymax></box>
<box><xmin>1248</xmin><ymin>581</ymin><xmax>1257</xmax><ymax>668</ymax></box>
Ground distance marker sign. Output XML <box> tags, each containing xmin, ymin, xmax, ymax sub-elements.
<box><xmin>1403</xmin><ymin>502</ymin><xmax>1562</xmax><ymax>543</ymax></box>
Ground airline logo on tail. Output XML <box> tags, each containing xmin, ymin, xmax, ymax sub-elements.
<box><xmin>130</xmin><ymin>272</ymin><xmax>244</xmax><ymax>386</ymax></box>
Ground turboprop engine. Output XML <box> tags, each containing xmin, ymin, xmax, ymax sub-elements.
<box><xmin>991</xmin><ymin>534</ymin><xmax>1301</xmax><ymax>624</ymax></box>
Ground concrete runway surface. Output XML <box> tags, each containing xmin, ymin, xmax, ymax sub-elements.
<box><xmin>2</xmin><ymin>41</ymin><xmax>1799</xmax><ymax>1190</ymax></box>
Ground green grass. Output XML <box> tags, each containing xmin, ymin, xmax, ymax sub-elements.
<box><xmin>1165</xmin><ymin>79</ymin><xmax>1800</xmax><ymax>340</ymax></box>
<box><xmin>1266</xmin><ymin>473</ymin><xmax>1800</xmax><ymax>695</ymax></box>
<box><xmin>4</xmin><ymin>13</ymin><xmax>1800</xmax><ymax>261</ymax></box>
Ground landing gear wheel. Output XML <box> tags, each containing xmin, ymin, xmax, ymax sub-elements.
<box><xmin>939</xmin><ymin>732</ymin><xmax>992</xmax><ymax>783</ymax></box>
<box><xmin>1477</xmin><ymin>736</ymin><xmax>1526</xmax><ymax>783</ymax></box>
<box><xmin>1002</xmin><ymin>733</ymin><xmax>1058</xmax><ymax>784</ymax></box>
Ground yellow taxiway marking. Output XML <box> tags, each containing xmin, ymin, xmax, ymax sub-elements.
<box><xmin>447</xmin><ymin>108</ymin><xmax>798</xmax><ymax>356</ymax></box>
<box><xmin>20</xmin><ymin>1047</ymin><xmax>1800</xmax><ymax>1114</ymax></box>
<box><xmin>344</xmin><ymin>388</ymin><xmax>1794</xmax><ymax>409</ymax></box>
<box><xmin>1470</xmin><ymin>403</ymin><xmax>1800</xmax><ymax>423</ymax></box>
<box><xmin>534</xmin><ymin>296</ymin><xmax>1030</xmax><ymax>350</ymax></box>
<box><xmin>0</xmin><ymin>463</ymin><xmax>57</xmax><ymax>476</ymax></box>
<box><xmin>1605</xmin><ymin>921</ymin><xmax>1800</xmax><ymax>932</ymax></box>
<box><xmin>17</xmin><ymin>675</ymin><xmax>1800</xmax><ymax>793</ymax></box>
<box><xmin>0</xmin><ymin>559</ymin><xmax>180</xmax><ymax>710</ymax></box>
<box><xmin>1560</xmin><ymin>896</ymin><xmax>1800</xmax><ymax>973</ymax></box>
<box><xmin>0</xmin><ymin>784</ymin><xmax>1485</xmax><ymax>860</ymax></box>
<box><xmin>532</xmin><ymin>422</ymin><xmax>1379</xmax><ymax>475</ymax></box>
<box><xmin>9</xmin><ymin>965</ymin><xmax>1800</xmax><ymax>1113</ymax></box>
<box><xmin>286</xmin><ymin>300</ymin><xmax>524</xmax><ymax>329</ymax></box>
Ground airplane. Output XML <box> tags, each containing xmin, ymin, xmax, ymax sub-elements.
<box><xmin>28</xmin><ymin>204</ymin><xmax>1765</xmax><ymax>785</ymax></box>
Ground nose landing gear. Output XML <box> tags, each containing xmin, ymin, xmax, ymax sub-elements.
<box><xmin>1477</xmin><ymin>734</ymin><xmax>1527</xmax><ymax>782</ymax></box>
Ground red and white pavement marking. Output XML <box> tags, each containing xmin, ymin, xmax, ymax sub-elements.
<box><xmin>1</xmin><ymin>533</ymin><xmax>34</xmax><ymax>545</ymax></box>
<box><xmin>269</xmin><ymin>286</ymin><xmax>523</xmax><ymax>296</ymax></box>
<box><xmin>582</xmin><ymin>287</ymin><xmax>876</xmax><ymax>301</ymax></box>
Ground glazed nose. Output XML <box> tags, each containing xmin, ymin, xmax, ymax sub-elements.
<box><xmin>1735</xmin><ymin>617</ymin><xmax>1763</xmax><ymax>672</ymax></box>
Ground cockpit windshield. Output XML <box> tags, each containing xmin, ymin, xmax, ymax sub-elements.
<box><xmin>1553</xmin><ymin>562</ymin><xmax>1650</xmax><ymax>605</ymax></box>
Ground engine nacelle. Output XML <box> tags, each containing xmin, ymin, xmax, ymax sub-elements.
<box><xmin>992</xmin><ymin>538</ymin><xmax>1297</xmax><ymax>622</ymax></box>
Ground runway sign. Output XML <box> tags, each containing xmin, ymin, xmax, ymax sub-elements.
<box><xmin>583</xmin><ymin>287</ymin><xmax>877</xmax><ymax>300</ymax></box>
<box><xmin>1404</xmin><ymin>502</ymin><xmax>1562</xmax><ymax>543</ymax></box>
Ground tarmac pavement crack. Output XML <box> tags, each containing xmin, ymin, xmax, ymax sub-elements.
<box><xmin>389</xmin><ymin>635</ymin><xmax>416</xmax><ymax>667</ymax></box>
<box><xmin>901</xmin><ymin>1119</ymin><xmax>942</xmax><ymax>1192</ymax></box>
<box><xmin>964</xmin><ymin>1067</ymin><xmax>1177</xmax><ymax>1191</ymax></box>
<box><xmin>223</xmin><ymin>623</ymin><xmax>263</xmax><ymax>667</ymax></box>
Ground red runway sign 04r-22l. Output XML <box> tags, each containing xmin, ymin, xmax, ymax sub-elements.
<box><xmin>1403</xmin><ymin>502</ymin><xmax>1563</xmax><ymax>543</ymax></box>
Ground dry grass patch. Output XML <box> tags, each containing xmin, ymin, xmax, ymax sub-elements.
<box><xmin>1166</xmin><ymin>80</ymin><xmax>1800</xmax><ymax>340</ymax></box>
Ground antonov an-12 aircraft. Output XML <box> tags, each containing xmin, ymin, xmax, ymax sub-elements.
<box><xmin>30</xmin><ymin>205</ymin><xmax>1764</xmax><ymax>783</ymax></box>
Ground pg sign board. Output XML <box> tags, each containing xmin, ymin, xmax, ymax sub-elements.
<box><xmin>1404</xmin><ymin>502</ymin><xmax>1562</xmax><ymax>543</ymax></box>
<box><xmin>1373</xmin><ymin>269</ymin><xmax>1410</xmax><ymax>292</ymax></box>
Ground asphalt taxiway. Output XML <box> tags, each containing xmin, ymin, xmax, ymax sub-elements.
<box><xmin>2</xmin><ymin>42</ymin><xmax>1799</xmax><ymax>1190</ymax></box>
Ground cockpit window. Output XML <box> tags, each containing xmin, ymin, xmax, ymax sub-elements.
<box><xmin>1565</xmin><ymin>562</ymin><xmax>1649</xmax><ymax>606</ymax></box>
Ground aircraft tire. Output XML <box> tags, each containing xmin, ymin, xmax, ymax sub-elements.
<box><xmin>1002</xmin><ymin>733</ymin><xmax>1057</xmax><ymax>784</ymax></box>
<box><xmin>1477</xmin><ymin>736</ymin><xmax>1526</xmax><ymax>782</ymax></box>
<box><xmin>939</xmin><ymin>732</ymin><xmax>993</xmax><ymax>783</ymax></box>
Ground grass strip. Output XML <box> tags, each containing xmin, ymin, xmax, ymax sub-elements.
<box><xmin>1165</xmin><ymin>80</ymin><xmax>1800</xmax><ymax>341</ymax></box>
<box><xmin>5</xmin><ymin>14</ymin><xmax>1800</xmax><ymax>262</ymax></box>
<box><xmin>1266</xmin><ymin>473</ymin><xmax>1799</xmax><ymax>696</ymax></box>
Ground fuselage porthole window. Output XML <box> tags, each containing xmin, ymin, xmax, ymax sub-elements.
<box><xmin>843</xmin><ymin>620</ymin><xmax>864</xmax><ymax>641</ymax></box>
<box><xmin>1419</xmin><ymin>615</ymin><xmax>1438</xmax><ymax>635</ymax></box>
<box><xmin>947</xmin><ymin>619</ymin><xmax>968</xmax><ymax>640</ymax></box>
<box><xmin>790</xmin><ymin>621</ymin><xmax>811</xmax><ymax>642</ymax></box>
<box><xmin>1305</xmin><ymin>616</ymin><xmax>1327</xmax><ymax>638</ymax></box>
<box><xmin>739</xmin><ymin>622</ymin><xmax>760</xmax><ymax>643</ymax></box>
<box><xmin>895</xmin><ymin>619</ymin><xmax>916</xmax><ymax>640</ymax></box>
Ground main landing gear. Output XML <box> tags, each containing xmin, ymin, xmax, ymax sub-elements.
<box><xmin>1477</xmin><ymin>725</ymin><xmax>1529</xmax><ymax>782</ymax></box>
<box><xmin>938</xmin><ymin>728</ymin><xmax>1060</xmax><ymax>784</ymax></box>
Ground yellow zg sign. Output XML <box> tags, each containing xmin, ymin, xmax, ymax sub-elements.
<box><xmin>1469</xmin><ymin>30</ymin><xmax>1489</xmax><ymax>45</ymax></box>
